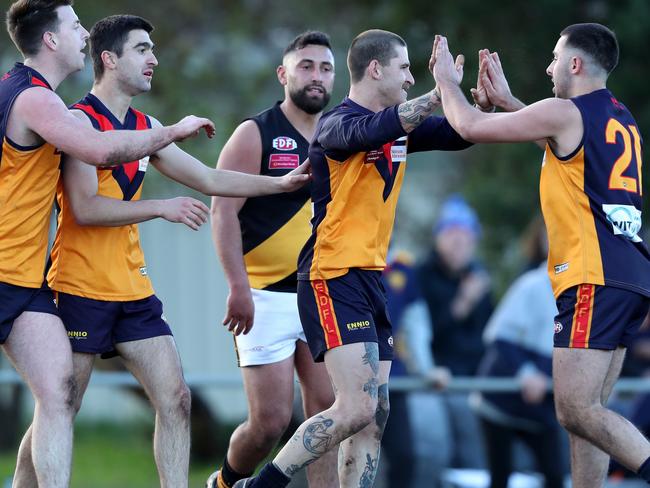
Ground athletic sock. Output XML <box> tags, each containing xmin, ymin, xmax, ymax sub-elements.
<box><xmin>638</xmin><ymin>456</ymin><xmax>650</xmax><ymax>483</ymax></box>
<box><xmin>220</xmin><ymin>456</ymin><xmax>252</xmax><ymax>487</ymax></box>
<box><xmin>248</xmin><ymin>462</ymin><xmax>291</xmax><ymax>488</ymax></box>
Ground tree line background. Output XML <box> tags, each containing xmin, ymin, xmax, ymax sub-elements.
<box><xmin>2</xmin><ymin>0</ymin><xmax>649</xmax><ymax>290</ymax></box>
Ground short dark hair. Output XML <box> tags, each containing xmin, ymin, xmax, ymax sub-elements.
<box><xmin>6</xmin><ymin>0</ymin><xmax>73</xmax><ymax>56</ymax></box>
<box><xmin>560</xmin><ymin>23</ymin><xmax>619</xmax><ymax>74</ymax></box>
<box><xmin>283</xmin><ymin>30</ymin><xmax>331</xmax><ymax>57</ymax></box>
<box><xmin>347</xmin><ymin>29</ymin><xmax>406</xmax><ymax>83</ymax></box>
<box><xmin>90</xmin><ymin>14</ymin><xmax>153</xmax><ymax>80</ymax></box>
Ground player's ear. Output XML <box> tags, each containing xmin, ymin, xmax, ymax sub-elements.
<box><xmin>368</xmin><ymin>59</ymin><xmax>382</xmax><ymax>80</ymax></box>
<box><xmin>570</xmin><ymin>56</ymin><xmax>582</xmax><ymax>74</ymax></box>
<box><xmin>42</xmin><ymin>31</ymin><xmax>57</xmax><ymax>51</ymax></box>
<box><xmin>277</xmin><ymin>64</ymin><xmax>287</xmax><ymax>85</ymax></box>
<box><xmin>101</xmin><ymin>50</ymin><xmax>117</xmax><ymax>71</ymax></box>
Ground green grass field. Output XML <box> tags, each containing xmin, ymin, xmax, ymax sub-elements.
<box><xmin>0</xmin><ymin>422</ymin><xmax>220</xmax><ymax>488</ymax></box>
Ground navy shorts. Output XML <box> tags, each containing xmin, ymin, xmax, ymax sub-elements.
<box><xmin>554</xmin><ymin>284</ymin><xmax>650</xmax><ymax>350</ymax></box>
<box><xmin>0</xmin><ymin>281</ymin><xmax>59</xmax><ymax>344</ymax></box>
<box><xmin>56</xmin><ymin>293</ymin><xmax>172</xmax><ymax>357</ymax></box>
<box><xmin>298</xmin><ymin>269</ymin><xmax>394</xmax><ymax>362</ymax></box>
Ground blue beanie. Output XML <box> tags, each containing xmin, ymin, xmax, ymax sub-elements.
<box><xmin>433</xmin><ymin>194</ymin><xmax>482</xmax><ymax>237</ymax></box>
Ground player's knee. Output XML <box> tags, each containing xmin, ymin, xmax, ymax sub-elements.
<box><xmin>176</xmin><ymin>382</ymin><xmax>192</xmax><ymax>420</ymax></box>
<box><xmin>156</xmin><ymin>380</ymin><xmax>192</xmax><ymax>421</ymax></box>
<box><xmin>304</xmin><ymin>388</ymin><xmax>336</xmax><ymax>417</ymax></box>
<box><xmin>339</xmin><ymin>397</ymin><xmax>377</xmax><ymax>432</ymax></box>
<box><xmin>555</xmin><ymin>395</ymin><xmax>589</xmax><ymax>432</ymax></box>
<box><xmin>35</xmin><ymin>374</ymin><xmax>77</xmax><ymax>417</ymax></box>
<box><xmin>250</xmin><ymin>405</ymin><xmax>292</xmax><ymax>442</ymax></box>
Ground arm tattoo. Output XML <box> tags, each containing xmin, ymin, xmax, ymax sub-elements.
<box><xmin>359</xmin><ymin>453</ymin><xmax>379</xmax><ymax>488</ymax></box>
<box><xmin>397</xmin><ymin>92</ymin><xmax>438</xmax><ymax>132</ymax></box>
<box><xmin>362</xmin><ymin>342</ymin><xmax>379</xmax><ymax>375</ymax></box>
<box><xmin>303</xmin><ymin>416</ymin><xmax>334</xmax><ymax>455</ymax></box>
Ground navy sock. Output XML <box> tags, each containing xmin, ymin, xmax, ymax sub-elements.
<box><xmin>638</xmin><ymin>456</ymin><xmax>650</xmax><ymax>483</ymax></box>
<box><xmin>220</xmin><ymin>456</ymin><xmax>252</xmax><ymax>487</ymax></box>
<box><xmin>249</xmin><ymin>462</ymin><xmax>291</xmax><ymax>488</ymax></box>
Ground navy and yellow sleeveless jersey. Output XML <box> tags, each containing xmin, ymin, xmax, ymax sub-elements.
<box><xmin>540</xmin><ymin>89</ymin><xmax>650</xmax><ymax>297</ymax></box>
<box><xmin>297</xmin><ymin>97</ymin><xmax>469</xmax><ymax>281</ymax></box>
<box><xmin>238</xmin><ymin>102</ymin><xmax>311</xmax><ymax>292</ymax></box>
<box><xmin>47</xmin><ymin>93</ymin><xmax>154</xmax><ymax>300</ymax></box>
<box><xmin>0</xmin><ymin>63</ymin><xmax>61</xmax><ymax>288</ymax></box>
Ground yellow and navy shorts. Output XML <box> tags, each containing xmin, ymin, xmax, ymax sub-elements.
<box><xmin>553</xmin><ymin>284</ymin><xmax>650</xmax><ymax>350</ymax></box>
<box><xmin>56</xmin><ymin>292</ymin><xmax>172</xmax><ymax>358</ymax></box>
<box><xmin>297</xmin><ymin>269</ymin><xmax>394</xmax><ymax>362</ymax></box>
<box><xmin>0</xmin><ymin>281</ymin><xmax>58</xmax><ymax>344</ymax></box>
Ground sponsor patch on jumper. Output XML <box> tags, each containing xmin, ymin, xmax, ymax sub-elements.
<box><xmin>269</xmin><ymin>153</ymin><xmax>300</xmax><ymax>169</ymax></box>
<box><xmin>602</xmin><ymin>204</ymin><xmax>643</xmax><ymax>242</ymax></box>
<box><xmin>138</xmin><ymin>156</ymin><xmax>149</xmax><ymax>172</ymax></box>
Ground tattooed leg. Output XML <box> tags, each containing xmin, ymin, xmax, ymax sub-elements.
<box><xmin>339</xmin><ymin>364</ymin><xmax>391</xmax><ymax>487</ymax></box>
<box><xmin>271</xmin><ymin>343</ymin><xmax>384</xmax><ymax>484</ymax></box>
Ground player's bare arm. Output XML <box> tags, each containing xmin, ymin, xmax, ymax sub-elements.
<box><xmin>396</xmin><ymin>42</ymin><xmax>462</xmax><ymax>133</ymax></box>
<box><xmin>433</xmin><ymin>35</ymin><xmax>581</xmax><ymax>154</ymax></box>
<box><xmin>9</xmin><ymin>87</ymin><xmax>215</xmax><ymax>166</ymax></box>
<box><xmin>210</xmin><ymin>120</ymin><xmax>263</xmax><ymax>336</ymax></box>
<box><xmin>63</xmin><ymin>111</ymin><xmax>208</xmax><ymax>230</ymax></box>
<box><xmin>149</xmin><ymin>118</ymin><xmax>309</xmax><ymax>198</ymax></box>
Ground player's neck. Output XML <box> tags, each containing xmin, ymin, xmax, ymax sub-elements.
<box><xmin>348</xmin><ymin>85</ymin><xmax>386</xmax><ymax>113</ymax></box>
<box><xmin>23</xmin><ymin>56</ymin><xmax>69</xmax><ymax>91</ymax></box>
<box><xmin>90</xmin><ymin>82</ymin><xmax>133</xmax><ymax>124</ymax></box>
<box><xmin>569</xmin><ymin>77</ymin><xmax>607</xmax><ymax>98</ymax></box>
<box><xmin>279</xmin><ymin>99</ymin><xmax>321</xmax><ymax>141</ymax></box>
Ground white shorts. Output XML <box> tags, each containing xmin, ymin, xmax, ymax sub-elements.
<box><xmin>234</xmin><ymin>288</ymin><xmax>306</xmax><ymax>367</ymax></box>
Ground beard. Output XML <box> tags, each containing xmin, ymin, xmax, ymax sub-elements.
<box><xmin>289</xmin><ymin>85</ymin><xmax>331</xmax><ymax>114</ymax></box>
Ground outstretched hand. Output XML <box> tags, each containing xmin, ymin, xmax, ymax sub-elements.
<box><xmin>160</xmin><ymin>196</ymin><xmax>209</xmax><ymax>230</ymax></box>
<box><xmin>278</xmin><ymin>159</ymin><xmax>312</xmax><ymax>192</ymax></box>
<box><xmin>172</xmin><ymin>115</ymin><xmax>216</xmax><ymax>142</ymax></box>
<box><xmin>476</xmin><ymin>50</ymin><xmax>516</xmax><ymax>110</ymax></box>
<box><xmin>470</xmin><ymin>49</ymin><xmax>494</xmax><ymax>111</ymax></box>
<box><xmin>432</xmin><ymin>35</ymin><xmax>464</xmax><ymax>86</ymax></box>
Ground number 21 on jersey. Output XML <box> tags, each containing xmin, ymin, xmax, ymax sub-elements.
<box><xmin>606</xmin><ymin>118</ymin><xmax>643</xmax><ymax>195</ymax></box>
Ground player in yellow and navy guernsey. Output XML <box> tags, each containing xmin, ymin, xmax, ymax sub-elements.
<box><xmin>1</xmin><ymin>3</ymin><xmax>216</xmax><ymax>487</ymax></box>
<box><xmin>434</xmin><ymin>24</ymin><xmax>650</xmax><ymax>488</ymax></box>
<box><xmin>237</xmin><ymin>30</ymin><xmax>474</xmax><ymax>488</ymax></box>
<box><xmin>45</xmin><ymin>16</ymin><xmax>309</xmax><ymax>488</ymax></box>
<box><xmin>208</xmin><ymin>32</ymin><xmax>337</xmax><ymax>488</ymax></box>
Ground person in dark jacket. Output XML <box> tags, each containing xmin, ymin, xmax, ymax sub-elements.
<box><xmin>417</xmin><ymin>194</ymin><xmax>492</xmax><ymax>469</ymax></box>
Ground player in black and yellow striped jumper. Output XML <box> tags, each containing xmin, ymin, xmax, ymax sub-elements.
<box><xmin>1</xmin><ymin>2</ymin><xmax>216</xmax><ymax>486</ymax></box>
<box><xmin>208</xmin><ymin>31</ymin><xmax>337</xmax><ymax>488</ymax></box>
<box><xmin>435</xmin><ymin>23</ymin><xmax>650</xmax><ymax>488</ymax></box>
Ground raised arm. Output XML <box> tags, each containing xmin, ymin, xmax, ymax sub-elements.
<box><xmin>63</xmin><ymin>111</ymin><xmax>209</xmax><ymax>229</ymax></box>
<box><xmin>209</xmin><ymin>120</ymin><xmax>261</xmax><ymax>336</ymax></box>
<box><xmin>11</xmin><ymin>87</ymin><xmax>215</xmax><ymax>166</ymax></box>
<box><xmin>396</xmin><ymin>42</ymin><xmax>465</xmax><ymax>132</ymax></box>
<box><xmin>149</xmin><ymin>118</ymin><xmax>309</xmax><ymax>197</ymax></box>
<box><xmin>432</xmin><ymin>35</ymin><xmax>579</xmax><ymax>150</ymax></box>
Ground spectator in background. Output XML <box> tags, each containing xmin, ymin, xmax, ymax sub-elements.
<box><xmin>382</xmin><ymin>251</ymin><xmax>451</xmax><ymax>487</ymax></box>
<box><xmin>473</xmin><ymin>236</ymin><xmax>565</xmax><ymax>488</ymax></box>
<box><xmin>417</xmin><ymin>194</ymin><xmax>492</xmax><ymax>469</ymax></box>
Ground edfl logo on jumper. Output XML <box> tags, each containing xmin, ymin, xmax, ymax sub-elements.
<box><xmin>272</xmin><ymin>137</ymin><xmax>297</xmax><ymax>151</ymax></box>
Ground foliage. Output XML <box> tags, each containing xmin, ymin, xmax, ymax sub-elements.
<box><xmin>2</xmin><ymin>0</ymin><xmax>648</xmax><ymax>288</ymax></box>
